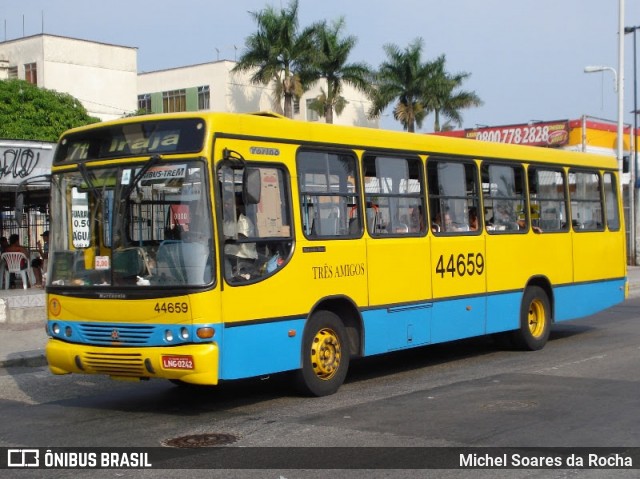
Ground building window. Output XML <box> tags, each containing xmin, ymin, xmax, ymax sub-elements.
<box><xmin>24</xmin><ymin>63</ymin><xmax>37</xmax><ymax>84</ymax></box>
<box><xmin>8</xmin><ymin>66</ymin><xmax>17</xmax><ymax>79</ymax></box>
<box><xmin>137</xmin><ymin>94</ymin><xmax>152</xmax><ymax>114</ymax></box>
<box><xmin>293</xmin><ymin>97</ymin><xmax>300</xmax><ymax>115</ymax></box>
<box><xmin>305</xmin><ymin>99</ymin><xmax>319</xmax><ymax>122</ymax></box>
<box><xmin>197</xmin><ymin>86</ymin><xmax>210</xmax><ymax>110</ymax></box>
<box><xmin>162</xmin><ymin>89</ymin><xmax>186</xmax><ymax>113</ymax></box>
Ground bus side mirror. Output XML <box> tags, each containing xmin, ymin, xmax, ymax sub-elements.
<box><xmin>243</xmin><ymin>168</ymin><xmax>261</xmax><ymax>205</ymax></box>
<box><xmin>15</xmin><ymin>192</ymin><xmax>24</xmax><ymax>225</ymax></box>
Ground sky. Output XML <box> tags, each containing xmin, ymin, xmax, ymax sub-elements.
<box><xmin>3</xmin><ymin>0</ymin><xmax>640</xmax><ymax>132</ymax></box>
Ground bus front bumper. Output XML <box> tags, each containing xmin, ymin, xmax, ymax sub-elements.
<box><xmin>45</xmin><ymin>338</ymin><xmax>219</xmax><ymax>385</ymax></box>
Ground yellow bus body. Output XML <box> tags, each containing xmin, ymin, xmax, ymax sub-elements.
<box><xmin>44</xmin><ymin>112</ymin><xmax>627</xmax><ymax>394</ymax></box>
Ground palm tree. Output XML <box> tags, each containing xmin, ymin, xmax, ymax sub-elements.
<box><xmin>424</xmin><ymin>55</ymin><xmax>482</xmax><ymax>132</ymax></box>
<box><xmin>303</xmin><ymin>18</ymin><xmax>371</xmax><ymax>124</ymax></box>
<box><xmin>368</xmin><ymin>38</ymin><xmax>431</xmax><ymax>132</ymax></box>
<box><xmin>232</xmin><ymin>0</ymin><xmax>317</xmax><ymax>118</ymax></box>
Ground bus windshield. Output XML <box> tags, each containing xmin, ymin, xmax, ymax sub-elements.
<box><xmin>48</xmin><ymin>160</ymin><xmax>213</xmax><ymax>288</ymax></box>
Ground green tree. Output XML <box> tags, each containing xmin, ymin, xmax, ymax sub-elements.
<box><xmin>424</xmin><ymin>55</ymin><xmax>482</xmax><ymax>132</ymax></box>
<box><xmin>304</xmin><ymin>18</ymin><xmax>371</xmax><ymax>124</ymax></box>
<box><xmin>368</xmin><ymin>39</ymin><xmax>432</xmax><ymax>133</ymax></box>
<box><xmin>369</xmin><ymin>38</ymin><xmax>482</xmax><ymax>133</ymax></box>
<box><xmin>0</xmin><ymin>79</ymin><xmax>99</xmax><ymax>141</ymax></box>
<box><xmin>233</xmin><ymin>0</ymin><xmax>317</xmax><ymax>118</ymax></box>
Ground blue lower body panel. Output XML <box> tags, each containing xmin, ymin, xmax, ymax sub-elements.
<box><xmin>362</xmin><ymin>304</ymin><xmax>431</xmax><ymax>356</ymax></box>
<box><xmin>220</xmin><ymin>318</ymin><xmax>304</xmax><ymax>380</ymax></box>
<box><xmin>216</xmin><ymin>278</ymin><xmax>626</xmax><ymax>379</ymax></box>
<box><xmin>554</xmin><ymin>278</ymin><xmax>626</xmax><ymax>322</ymax></box>
<box><xmin>485</xmin><ymin>291</ymin><xmax>522</xmax><ymax>335</ymax></box>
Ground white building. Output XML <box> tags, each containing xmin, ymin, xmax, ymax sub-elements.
<box><xmin>0</xmin><ymin>34</ymin><xmax>138</xmax><ymax>121</ymax></box>
<box><xmin>0</xmin><ymin>34</ymin><xmax>378</xmax><ymax>247</ymax></box>
<box><xmin>0</xmin><ymin>33</ymin><xmax>376</xmax><ymax>128</ymax></box>
<box><xmin>138</xmin><ymin>60</ymin><xmax>378</xmax><ymax>128</ymax></box>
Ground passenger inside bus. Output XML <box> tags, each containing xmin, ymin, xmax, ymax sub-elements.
<box><xmin>224</xmin><ymin>194</ymin><xmax>258</xmax><ymax>281</ymax></box>
<box><xmin>409</xmin><ymin>206</ymin><xmax>425</xmax><ymax>233</ymax></box>
<box><xmin>468</xmin><ymin>207</ymin><xmax>479</xmax><ymax>231</ymax></box>
<box><xmin>431</xmin><ymin>211</ymin><xmax>451</xmax><ymax>233</ymax></box>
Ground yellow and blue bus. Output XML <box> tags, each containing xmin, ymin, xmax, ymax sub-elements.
<box><xmin>44</xmin><ymin>112</ymin><xmax>627</xmax><ymax>396</ymax></box>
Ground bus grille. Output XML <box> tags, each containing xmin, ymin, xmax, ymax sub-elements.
<box><xmin>78</xmin><ymin>323</ymin><xmax>156</xmax><ymax>345</ymax></box>
<box><xmin>82</xmin><ymin>351</ymin><xmax>146</xmax><ymax>376</ymax></box>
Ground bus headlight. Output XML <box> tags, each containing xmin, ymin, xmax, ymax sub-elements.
<box><xmin>180</xmin><ymin>327</ymin><xmax>189</xmax><ymax>340</ymax></box>
<box><xmin>164</xmin><ymin>330</ymin><xmax>174</xmax><ymax>342</ymax></box>
<box><xmin>52</xmin><ymin>323</ymin><xmax>60</xmax><ymax>335</ymax></box>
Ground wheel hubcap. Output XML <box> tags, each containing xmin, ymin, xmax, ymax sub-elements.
<box><xmin>310</xmin><ymin>328</ymin><xmax>341</xmax><ymax>380</ymax></box>
<box><xmin>528</xmin><ymin>299</ymin><xmax>546</xmax><ymax>338</ymax></box>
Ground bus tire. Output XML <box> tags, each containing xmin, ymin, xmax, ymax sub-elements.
<box><xmin>295</xmin><ymin>310</ymin><xmax>350</xmax><ymax>397</ymax></box>
<box><xmin>511</xmin><ymin>286</ymin><xmax>551</xmax><ymax>351</ymax></box>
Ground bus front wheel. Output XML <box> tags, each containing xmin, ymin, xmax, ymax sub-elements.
<box><xmin>511</xmin><ymin>286</ymin><xmax>551</xmax><ymax>351</ymax></box>
<box><xmin>295</xmin><ymin>310</ymin><xmax>350</xmax><ymax>397</ymax></box>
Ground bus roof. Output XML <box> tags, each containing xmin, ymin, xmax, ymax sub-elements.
<box><xmin>58</xmin><ymin>111</ymin><xmax>619</xmax><ymax>170</ymax></box>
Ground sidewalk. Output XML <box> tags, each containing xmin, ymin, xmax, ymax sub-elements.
<box><xmin>0</xmin><ymin>288</ymin><xmax>48</xmax><ymax>368</ymax></box>
<box><xmin>2</xmin><ymin>268</ymin><xmax>640</xmax><ymax>370</ymax></box>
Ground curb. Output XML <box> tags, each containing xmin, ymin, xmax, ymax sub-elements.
<box><xmin>0</xmin><ymin>350</ymin><xmax>47</xmax><ymax>369</ymax></box>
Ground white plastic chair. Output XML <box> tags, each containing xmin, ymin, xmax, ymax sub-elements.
<box><xmin>1</xmin><ymin>252</ymin><xmax>30</xmax><ymax>289</ymax></box>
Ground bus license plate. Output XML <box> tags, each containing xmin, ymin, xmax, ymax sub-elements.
<box><xmin>162</xmin><ymin>355</ymin><xmax>194</xmax><ymax>370</ymax></box>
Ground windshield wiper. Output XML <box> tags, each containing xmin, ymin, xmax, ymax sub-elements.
<box><xmin>122</xmin><ymin>154</ymin><xmax>162</xmax><ymax>199</ymax></box>
<box><xmin>78</xmin><ymin>163</ymin><xmax>103</xmax><ymax>203</ymax></box>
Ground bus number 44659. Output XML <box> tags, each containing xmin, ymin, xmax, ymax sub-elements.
<box><xmin>435</xmin><ymin>252</ymin><xmax>485</xmax><ymax>278</ymax></box>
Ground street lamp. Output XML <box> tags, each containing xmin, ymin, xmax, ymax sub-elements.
<box><xmin>583</xmin><ymin>65</ymin><xmax>623</xmax><ymax>173</ymax></box>
<box><xmin>625</xmin><ymin>26</ymin><xmax>639</xmax><ymax>185</ymax></box>
<box><xmin>584</xmin><ymin>65</ymin><xmax>618</xmax><ymax>91</ymax></box>
<box><xmin>626</xmin><ymin>26</ymin><xmax>640</xmax><ymax>265</ymax></box>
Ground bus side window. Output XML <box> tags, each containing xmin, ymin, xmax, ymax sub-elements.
<box><xmin>428</xmin><ymin>158</ymin><xmax>480</xmax><ymax>234</ymax></box>
<box><xmin>568</xmin><ymin>170</ymin><xmax>604</xmax><ymax>231</ymax></box>
<box><xmin>363</xmin><ymin>154</ymin><xmax>425</xmax><ymax>236</ymax></box>
<box><xmin>528</xmin><ymin>167</ymin><xmax>568</xmax><ymax>233</ymax></box>
<box><xmin>220</xmin><ymin>164</ymin><xmax>293</xmax><ymax>283</ymax></box>
<box><xmin>482</xmin><ymin>162</ymin><xmax>526</xmax><ymax>233</ymax></box>
<box><xmin>297</xmin><ymin>150</ymin><xmax>359</xmax><ymax>239</ymax></box>
<box><xmin>603</xmin><ymin>172</ymin><xmax>621</xmax><ymax>231</ymax></box>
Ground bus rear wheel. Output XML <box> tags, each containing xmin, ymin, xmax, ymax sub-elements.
<box><xmin>295</xmin><ymin>310</ymin><xmax>350</xmax><ymax>397</ymax></box>
<box><xmin>511</xmin><ymin>286</ymin><xmax>551</xmax><ymax>351</ymax></box>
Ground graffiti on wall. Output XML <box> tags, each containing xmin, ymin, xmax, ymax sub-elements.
<box><xmin>0</xmin><ymin>143</ymin><xmax>54</xmax><ymax>186</ymax></box>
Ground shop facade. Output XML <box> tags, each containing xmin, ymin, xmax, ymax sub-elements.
<box><xmin>0</xmin><ymin>139</ymin><xmax>53</xmax><ymax>253</ymax></box>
